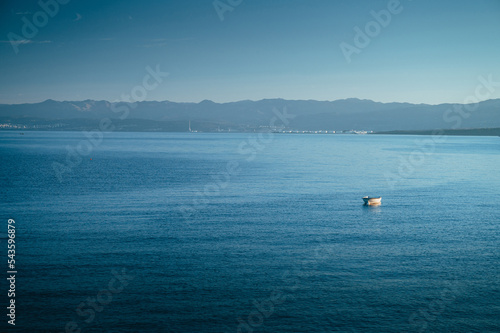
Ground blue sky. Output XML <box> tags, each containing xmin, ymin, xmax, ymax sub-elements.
<box><xmin>0</xmin><ymin>0</ymin><xmax>499</xmax><ymax>104</ymax></box>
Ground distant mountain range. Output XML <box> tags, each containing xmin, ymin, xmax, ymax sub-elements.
<box><xmin>1</xmin><ymin>98</ymin><xmax>499</xmax><ymax>132</ymax></box>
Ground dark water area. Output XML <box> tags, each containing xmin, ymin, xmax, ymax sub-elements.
<box><xmin>1</xmin><ymin>131</ymin><xmax>499</xmax><ymax>332</ymax></box>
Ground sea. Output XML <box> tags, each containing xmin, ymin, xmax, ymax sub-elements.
<box><xmin>0</xmin><ymin>131</ymin><xmax>499</xmax><ymax>333</ymax></box>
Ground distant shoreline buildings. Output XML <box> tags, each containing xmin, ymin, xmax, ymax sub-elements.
<box><xmin>0</xmin><ymin>121</ymin><xmax>373</xmax><ymax>134</ymax></box>
<box><xmin>274</xmin><ymin>130</ymin><xmax>373</xmax><ymax>135</ymax></box>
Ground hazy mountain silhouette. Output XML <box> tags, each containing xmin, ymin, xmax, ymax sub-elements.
<box><xmin>1</xmin><ymin>98</ymin><xmax>499</xmax><ymax>132</ymax></box>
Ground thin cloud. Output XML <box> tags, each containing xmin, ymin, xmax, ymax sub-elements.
<box><xmin>83</xmin><ymin>38</ymin><xmax>114</xmax><ymax>41</ymax></box>
<box><xmin>0</xmin><ymin>40</ymin><xmax>29</xmax><ymax>44</ymax></box>
<box><xmin>138</xmin><ymin>38</ymin><xmax>171</xmax><ymax>48</ymax></box>
<box><xmin>137</xmin><ymin>37</ymin><xmax>194</xmax><ymax>47</ymax></box>
<box><xmin>169</xmin><ymin>37</ymin><xmax>195</xmax><ymax>42</ymax></box>
<box><xmin>138</xmin><ymin>42</ymin><xmax>168</xmax><ymax>48</ymax></box>
<box><xmin>0</xmin><ymin>40</ymin><xmax>51</xmax><ymax>44</ymax></box>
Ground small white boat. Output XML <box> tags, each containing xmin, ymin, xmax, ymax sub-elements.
<box><xmin>363</xmin><ymin>196</ymin><xmax>382</xmax><ymax>205</ymax></box>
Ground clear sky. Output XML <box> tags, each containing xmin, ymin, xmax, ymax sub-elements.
<box><xmin>1</xmin><ymin>0</ymin><xmax>499</xmax><ymax>104</ymax></box>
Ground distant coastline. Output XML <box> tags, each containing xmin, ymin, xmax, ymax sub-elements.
<box><xmin>2</xmin><ymin>127</ymin><xmax>500</xmax><ymax>136</ymax></box>
<box><xmin>374</xmin><ymin>128</ymin><xmax>500</xmax><ymax>137</ymax></box>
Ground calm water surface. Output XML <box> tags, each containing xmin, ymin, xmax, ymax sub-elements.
<box><xmin>1</xmin><ymin>131</ymin><xmax>499</xmax><ymax>332</ymax></box>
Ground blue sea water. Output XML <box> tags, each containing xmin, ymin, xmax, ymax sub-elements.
<box><xmin>0</xmin><ymin>131</ymin><xmax>499</xmax><ymax>333</ymax></box>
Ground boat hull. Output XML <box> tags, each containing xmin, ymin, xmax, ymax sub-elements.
<box><xmin>363</xmin><ymin>196</ymin><xmax>382</xmax><ymax>205</ymax></box>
